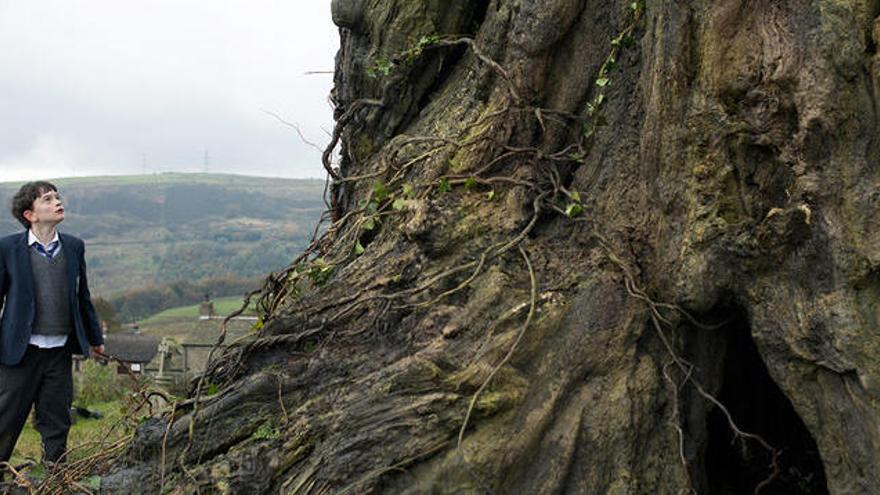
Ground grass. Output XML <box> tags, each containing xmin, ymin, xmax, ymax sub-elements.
<box><xmin>141</xmin><ymin>295</ymin><xmax>257</xmax><ymax>323</ymax></box>
<box><xmin>9</xmin><ymin>400</ymin><xmax>130</xmax><ymax>466</ymax></box>
<box><xmin>9</xmin><ymin>359</ymin><xmax>137</xmax><ymax>466</ymax></box>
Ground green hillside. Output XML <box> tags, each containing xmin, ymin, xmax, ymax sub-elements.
<box><xmin>143</xmin><ymin>295</ymin><xmax>257</xmax><ymax>323</ymax></box>
<box><xmin>0</xmin><ymin>173</ymin><xmax>325</xmax><ymax>313</ymax></box>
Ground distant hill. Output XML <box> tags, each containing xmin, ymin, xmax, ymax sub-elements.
<box><xmin>0</xmin><ymin>173</ymin><xmax>326</xmax><ymax>304</ymax></box>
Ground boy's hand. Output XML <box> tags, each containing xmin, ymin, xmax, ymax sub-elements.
<box><xmin>90</xmin><ymin>345</ymin><xmax>105</xmax><ymax>359</ymax></box>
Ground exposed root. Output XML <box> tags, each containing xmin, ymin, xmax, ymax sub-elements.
<box><xmin>662</xmin><ymin>360</ymin><xmax>698</xmax><ymax>495</ymax></box>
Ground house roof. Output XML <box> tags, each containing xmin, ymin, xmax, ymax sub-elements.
<box><xmin>103</xmin><ymin>334</ymin><xmax>161</xmax><ymax>363</ymax></box>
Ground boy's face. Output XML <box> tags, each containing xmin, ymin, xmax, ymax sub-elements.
<box><xmin>23</xmin><ymin>188</ymin><xmax>65</xmax><ymax>227</ymax></box>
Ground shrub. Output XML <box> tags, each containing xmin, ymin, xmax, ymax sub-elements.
<box><xmin>74</xmin><ymin>360</ymin><xmax>129</xmax><ymax>406</ymax></box>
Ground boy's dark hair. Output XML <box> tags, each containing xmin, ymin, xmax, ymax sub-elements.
<box><xmin>11</xmin><ymin>181</ymin><xmax>58</xmax><ymax>229</ymax></box>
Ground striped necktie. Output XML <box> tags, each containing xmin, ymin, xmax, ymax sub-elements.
<box><xmin>35</xmin><ymin>241</ymin><xmax>60</xmax><ymax>260</ymax></box>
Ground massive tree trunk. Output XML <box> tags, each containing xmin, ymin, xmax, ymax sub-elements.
<box><xmin>104</xmin><ymin>1</ymin><xmax>880</xmax><ymax>493</ymax></box>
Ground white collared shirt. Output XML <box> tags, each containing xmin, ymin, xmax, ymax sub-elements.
<box><xmin>28</xmin><ymin>230</ymin><xmax>60</xmax><ymax>252</ymax></box>
<box><xmin>27</xmin><ymin>229</ymin><xmax>68</xmax><ymax>349</ymax></box>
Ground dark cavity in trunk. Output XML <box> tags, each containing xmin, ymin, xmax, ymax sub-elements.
<box><xmin>704</xmin><ymin>309</ymin><xmax>829</xmax><ymax>495</ymax></box>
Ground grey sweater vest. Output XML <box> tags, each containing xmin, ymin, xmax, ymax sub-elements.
<box><xmin>30</xmin><ymin>248</ymin><xmax>73</xmax><ymax>336</ymax></box>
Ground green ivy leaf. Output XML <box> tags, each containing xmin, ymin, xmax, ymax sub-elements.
<box><xmin>438</xmin><ymin>178</ymin><xmax>452</xmax><ymax>193</ymax></box>
<box><xmin>392</xmin><ymin>198</ymin><xmax>406</xmax><ymax>211</ymax></box>
<box><xmin>377</xmin><ymin>59</ymin><xmax>393</xmax><ymax>75</ymax></box>
<box><xmin>363</xmin><ymin>216</ymin><xmax>376</xmax><ymax>231</ymax></box>
<box><xmin>354</xmin><ymin>240</ymin><xmax>365</xmax><ymax>255</ymax></box>
<box><xmin>464</xmin><ymin>177</ymin><xmax>478</xmax><ymax>190</ymax></box>
<box><xmin>565</xmin><ymin>203</ymin><xmax>584</xmax><ymax>217</ymax></box>
<box><xmin>582</xmin><ymin>123</ymin><xmax>594</xmax><ymax>137</ymax></box>
<box><xmin>570</xmin><ymin>191</ymin><xmax>581</xmax><ymax>202</ymax></box>
<box><xmin>307</xmin><ymin>258</ymin><xmax>334</xmax><ymax>285</ymax></box>
<box><xmin>367</xmin><ymin>59</ymin><xmax>394</xmax><ymax>78</ymax></box>
<box><xmin>596</xmin><ymin>77</ymin><xmax>610</xmax><ymax>87</ymax></box>
<box><xmin>487</xmin><ymin>190</ymin><xmax>496</xmax><ymax>200</ymax></box>
<box><xmin>417</xmin><ymin>34</ymin><xmax>440</xmax><ymax>49</ymax></box>
<box><xmin>402</xmin><ymin>183</ymin><xmax>415</xmax><ymax>198</ymax></box>
<box><xmin>373</xmin><ymin>181</ymin><xmax>390</xmax><ymax>202</ymax></box>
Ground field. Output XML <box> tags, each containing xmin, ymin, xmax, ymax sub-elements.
<box><xmin>142</xmin><ymin>295</ymin><xmax>257</xmax><ymax>323</ymax></box>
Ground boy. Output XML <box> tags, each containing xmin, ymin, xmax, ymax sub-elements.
<box><xmin>0</xmin><ymin>181</ymin><xmax>104</xmax><ymax>474</ymax></box>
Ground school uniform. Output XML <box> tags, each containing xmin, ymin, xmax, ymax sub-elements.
<box><xmin>0</xmin><ymin>230</ymin><xmax>104</xmax><ymax>464</ymax></box>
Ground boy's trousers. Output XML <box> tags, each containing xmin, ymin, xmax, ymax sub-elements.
<box><xmin>0</xmin><ymin>345</ymin><xmax>73</xmax><ymax>465</ymax></box>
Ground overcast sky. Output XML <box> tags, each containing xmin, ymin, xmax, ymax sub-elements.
<box><xmin>0</xmin><ymin>0</ymin><xmax>338</xmax><ymax>182</ymax></box>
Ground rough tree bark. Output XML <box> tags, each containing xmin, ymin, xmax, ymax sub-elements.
<box><xmin>104</xmin><ymin>0</ymin><xmax>880</xmax><ymax>493</ymax></box>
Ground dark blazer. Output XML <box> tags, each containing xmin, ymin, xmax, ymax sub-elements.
<box><xmin>0</xmin><ymin>231</ymin><xmax>104</xmax><ymax>366</ymax></box>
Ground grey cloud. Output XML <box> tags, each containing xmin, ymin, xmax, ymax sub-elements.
<box><xmin>0</xmin><ymin>0</ymin><xmax>338</xmax><ymax>181</ymax></box>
